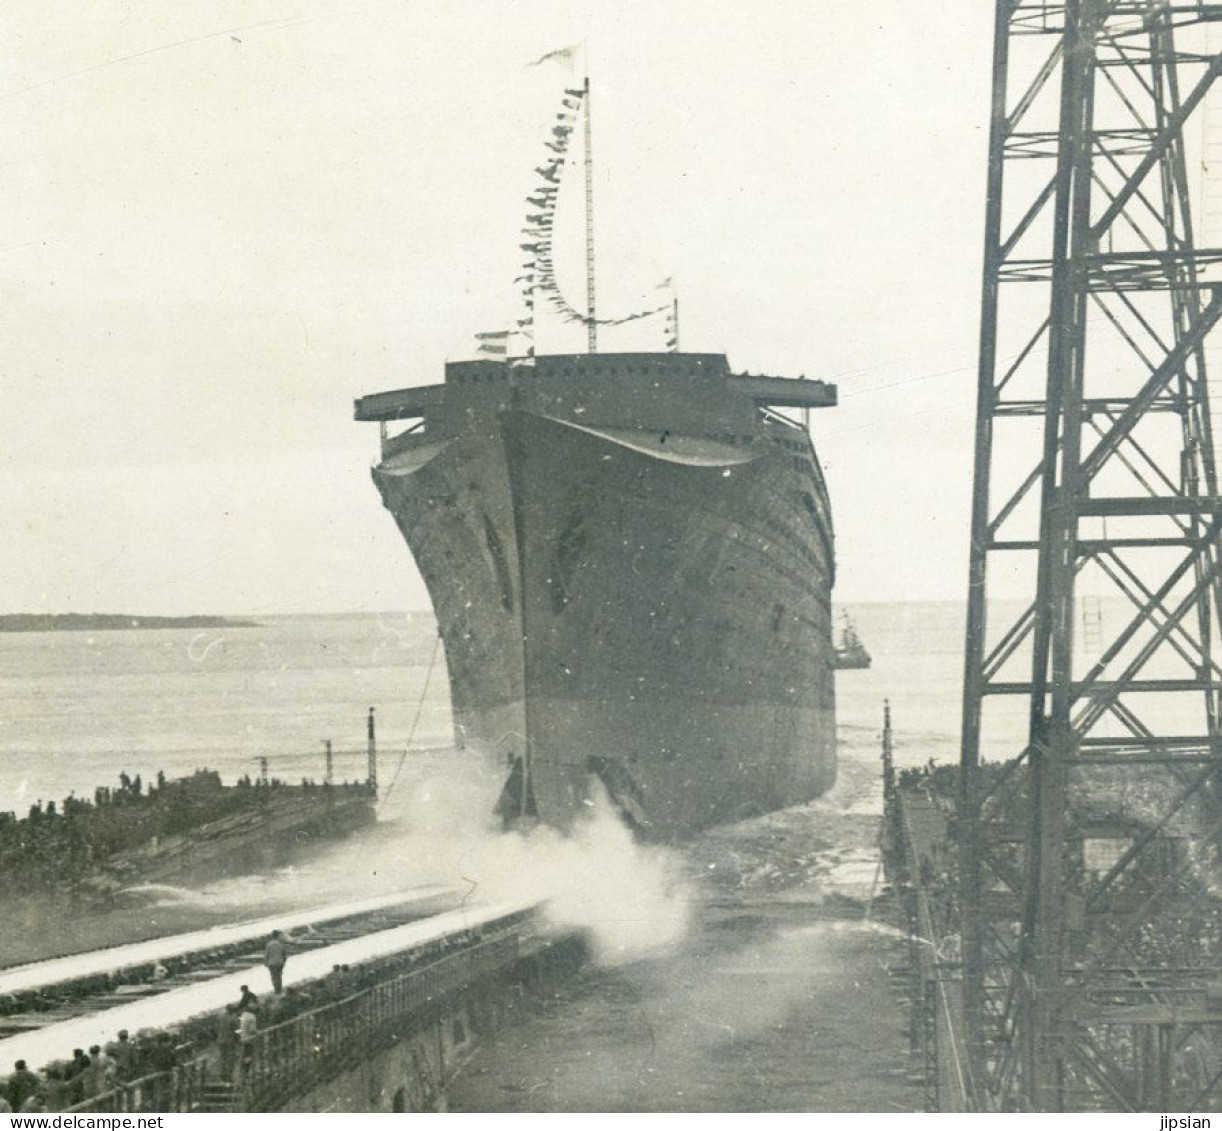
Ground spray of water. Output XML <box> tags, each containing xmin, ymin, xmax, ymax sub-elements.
<box><xmin>200</xmin><ymin>755</ymin><xmax>693</xmax><ymax>966</ymax></box>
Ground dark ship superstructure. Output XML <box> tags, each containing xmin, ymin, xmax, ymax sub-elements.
<box><xmin>834</xmin><ymin>614</ymin><xmax>872</xmax><ymax>670</ymax></box>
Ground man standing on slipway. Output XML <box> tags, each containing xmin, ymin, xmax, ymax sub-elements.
<box><xmin>263</xmin><ymin>930</ymin><xmax>289</xmax><ymax>993</ymax></box>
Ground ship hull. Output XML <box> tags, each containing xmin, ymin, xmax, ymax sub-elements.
<box><xmin>368</xmin><ymin>354</ymin><xmax>837</xmax><ymax>841</ymax></box>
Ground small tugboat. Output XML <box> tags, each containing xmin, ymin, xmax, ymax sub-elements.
<box><xmin>834</xmin><ymin>614</ymin><xmax>871</xmax><ymax>670</ymax></box>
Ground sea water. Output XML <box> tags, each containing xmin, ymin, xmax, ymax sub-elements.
<box><xmin>0</xmin><ymin>612</ymin><xmax>452</xmax><ymax>815</ymax></box>
<box><xmin>0</xmin><ymin>602</ymin><xmax>969</xmax><ymax>818</ymax></box>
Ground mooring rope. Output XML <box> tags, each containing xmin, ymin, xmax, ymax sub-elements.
<box><xmin>379</xmin><ymin>631</ymin><xmax>442</xmax><ymax>807</ymax></box>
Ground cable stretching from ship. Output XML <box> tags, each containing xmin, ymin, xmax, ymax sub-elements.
<box><xmin>379</xmin><ymin>632</ymin><xmax>442</xmax><ymax>807</ymax></box>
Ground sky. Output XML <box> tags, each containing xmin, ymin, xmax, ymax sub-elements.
<box><xmin>0</xmin><ymin>1</ymin><xmax>998</xmax><ymax>615</ymax></box>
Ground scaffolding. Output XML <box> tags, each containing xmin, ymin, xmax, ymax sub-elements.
<box><xmin>959</xmin><ymin>0</ymin><xmax>1222</xmax><ymax>1111</ymax></box>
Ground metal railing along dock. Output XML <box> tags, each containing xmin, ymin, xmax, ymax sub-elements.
<box><xmin>64</xmin><ymin>915</ymin><xmax>536</xmax><ymax>1113</ymax></box>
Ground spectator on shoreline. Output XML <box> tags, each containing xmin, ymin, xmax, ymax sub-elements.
<box><xmin>7</xmin><ymin>1061</ymin><xmax>41</xmax><ymax>1110</ymax></box>
<box><xmin>238</xmin><ymin>985</ymin><xmax>258</xmax><ymax>1012</ymax></box>
<box><xmin>112</xmin><ymin>1030</ymin><xmax>135</xmax><ymax>1082</ymax></box>
<box><xmin>263</xmin><ymin>930</ymin><xmax>288</xmax><ymax>993</ymax></box>
<box><xmin>146</xmin><ymin>1032</ymin><xmax>176</xmax><ymax>1075</ymax></box>
<box><xmin>43</xmin><ymin>1063</ymin><xmax>70</xmax><ymax>1110</ymax></box>
<box><xmin>100</xmin><ymin>1044</ymin><xmax>120</xmax><ymax>1086</ymax></box>
<box><xmin>82</xmin><ymin>1046</ymin><xmax>112</xmax><ymax>1099</ymax></box>
<box><xmin>217</xmin><ymin>1005</ymin><xmax>239</xmax><ymax>1082</ymax></box>
<box><xmin>65</xmin><ymin>1050</ymin><xmax>90</xmax><ymax>1105</ymax></box>
<box><xmin>237</xmin><ymin>1007</ymin><xmax>258</xmax><ymax>1081</ymax></box>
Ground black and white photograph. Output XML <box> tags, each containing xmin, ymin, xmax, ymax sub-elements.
<box><xmin>3</xmin><ymin>0</ymin><xmax>1222</xmax><ymax>1117</ymax></box>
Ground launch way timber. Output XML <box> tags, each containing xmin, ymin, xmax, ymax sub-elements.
<box><xmin>356</xmin><ymin>352</ymin><xmax>839</xmax><ymax>840</ymax></box>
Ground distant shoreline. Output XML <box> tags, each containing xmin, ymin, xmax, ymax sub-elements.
<box><xmin>0</xmin><ymin>614</ymin><xmax>259</xmax><ymax>633</ymax></box>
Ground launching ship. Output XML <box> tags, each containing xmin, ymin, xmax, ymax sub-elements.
<box><xmin>834</xmin><ymin>614</ymin><xmax>872</xmax><ymax>670</ymax></box>
<box><xmin>355</xmin><ymin>65</ymin><xmax>839</xmax><ymax>840</ymax></box>
<box><xmin>356</xmin><ymin>355</ymin><xmax>838</xmax><ymax>839</ymax></box>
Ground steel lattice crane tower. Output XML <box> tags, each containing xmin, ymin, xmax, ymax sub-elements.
<box><xmin>960</xmin><ymin>0</ymin><xmax>1222</xmax><ymax>1111</ymax></box>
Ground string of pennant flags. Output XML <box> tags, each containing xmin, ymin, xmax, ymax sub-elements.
<box><xmin>506</xmin><ymin>64</ymin><xmax>675</xmax><ymax>360</ymax></box>
<box><xmin>475</xmin><ymin>51</ymin><xmax>680</xmax><ymax>359</ymax></box>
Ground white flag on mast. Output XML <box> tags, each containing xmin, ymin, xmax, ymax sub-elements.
<box><xmin>527</xmin><ymin>44</ymin><xmax>582</xmax><ymax>72</ymax></box>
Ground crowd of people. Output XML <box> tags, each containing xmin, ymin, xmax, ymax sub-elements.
<box><xmin>2</xmin><ymin>918</ymin><xmax>501</xmax><ymax>1112</ymax></box>
<box><xmin>0</xmin><ymin>1029</ymin><xmax>183</xmax><ymax>1112</ymax></box>
<box><xmin>0</xmin><ymin>771</ymin><xmax>245</xmax><ymax>894</ymax></box>
<box><xmin>894</xmin><ymin>759</ymin><xmax>960</xmax><ymax>799</ymax></box>
<box><xmin>8</xmin><ymin>931</ymin><xmax>378</xmax><ymax>1110</ymax></box>
<box><xmin>213</xmin><ymin>961</ymin><xmax>366</xmax><ymax>1085</ymax></box>
<box><xmin>0</xmin><ymin>771</ymin><xmax>374</xmax><ymax>900</ymax></box>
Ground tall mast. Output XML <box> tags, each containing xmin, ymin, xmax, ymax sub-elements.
<box><xmin>583</xmin><ymin>74</ymin><xmax>597</xmax><ymax>353</ymax></box>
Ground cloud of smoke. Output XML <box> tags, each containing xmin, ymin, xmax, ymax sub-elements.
<box><xmin>201</xmin><ymin>753</ymin><xmax>692</xmax><ymax>965</ymax></box>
